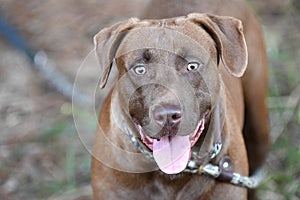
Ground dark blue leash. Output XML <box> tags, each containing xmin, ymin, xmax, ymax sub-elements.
<box><xmin>0</xmin><ymin>15</ymin><xmax>92</xmax><ymax>107</ymax></box>
<box><xmin>0</xmin><ymin>15</ymin><xmax>35</xmax><ymax>61</ymax></box>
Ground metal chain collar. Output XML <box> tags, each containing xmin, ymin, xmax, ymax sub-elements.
<box><xmin>125</xmin><ymin>126</ymin><xmax>154</xmax><ymax>160</ymax></box>
<box><xmin>125</xmin><ymin>127</ymin><xmax>264</xmax><ymax>189</ymax></box>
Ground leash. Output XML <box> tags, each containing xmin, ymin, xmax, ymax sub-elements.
<box><xmin>0</xmin><ymin>14</ymin><xmax>92</xmax><ymax>107</ymax></box>
<box><xmin>185</xmin><ymin>156</ymin><xmax>265</xmax><ymax>189</ymax></box>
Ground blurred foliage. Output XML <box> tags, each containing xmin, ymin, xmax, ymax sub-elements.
<box><xmin>260</xmin><ymin>134</ymin><xmax>300</xmax><ymax>199</ymax></box>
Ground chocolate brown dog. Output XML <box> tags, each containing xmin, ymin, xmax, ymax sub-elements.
<box><xmin>91</xmin><ymin>0</ymin><xmax>269</xmax><ymax>199</ymax></box>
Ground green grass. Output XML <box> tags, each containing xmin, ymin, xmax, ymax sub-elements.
<box><xmin>39</xmin><ymin>122</ymin><xmax>68</xmax><ymax>141</ymax></box>
<box><xmin>259</xmin><ymin>126</ymin><xmax>300</xmax><ymax>199</ymax></box>
<box><xmin>298</xmin><ymin>108</ymin><xmax>300</xmax><ymax>124</ymax></box>
<box><xmin>29</xmin><ymin>180</ymin><xmax>75</xmax><ymax>199</ymax></box>
<box><xmin>22</xmin><ymin>108</ymin><xmax>92</xmax><ymax>198</ymax></box>
<box><xmin>65</xmin><ymin>147</ymin><xmax>76</xmax><ymax>187</ymax></box>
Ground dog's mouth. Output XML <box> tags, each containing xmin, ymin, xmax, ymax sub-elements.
<box><xmin>133</xmin><ymin>113</ymin><xmax>207</xmax><ymax>174</ymax></box>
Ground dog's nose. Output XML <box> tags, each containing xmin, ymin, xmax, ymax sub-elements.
<box><xmin>152</xmin><ymin>104</ymin><xmax>182</xmax><ymax>127</ymax></box>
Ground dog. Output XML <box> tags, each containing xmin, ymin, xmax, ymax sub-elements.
<box><xmin>91</xmin><ymin>0</ymin><xmax>269</xmax><ymax>199</ymax></box>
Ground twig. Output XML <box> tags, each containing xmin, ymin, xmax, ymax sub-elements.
<box><xmin>268</xmin><ymin>83</ymin><xmax>300</xmax><ymax>143</ymax></box>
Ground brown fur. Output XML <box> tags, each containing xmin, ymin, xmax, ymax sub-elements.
<box><xmin>92</xmin><ymin>0</ymin><xmax>269</xmax><ymax>199</ymax></box>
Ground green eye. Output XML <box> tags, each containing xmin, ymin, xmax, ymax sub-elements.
<box><xmin>134</xmin><ymin>65</ymin><xmax>146</xmax><ymax>75</ymax></box>
<box><xmin>187</xmin><ymin>62</ymin><xmax>199</xmax><ymax>71</ymax></box>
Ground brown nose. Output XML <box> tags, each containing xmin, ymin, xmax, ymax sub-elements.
<box><xmin>152</xmin><ymin>104</ymin><xmax>182</xmax><ymax>127</ymax></box>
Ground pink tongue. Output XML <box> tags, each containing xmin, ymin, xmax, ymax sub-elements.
<box><xmin>153</xmin><ymin>135</ymin><xmax>191</xmax><ymax>174</ymax></box>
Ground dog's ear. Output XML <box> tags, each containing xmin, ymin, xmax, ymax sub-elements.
<box><xmin>187</xmin><ymin>13</ymin><xmax>248</xmax><ymax>77</ymax></box>
<box><xmin>94</xmin><ymin>18</ymin><xmax>140</xmax><ymax>88</ymax></box>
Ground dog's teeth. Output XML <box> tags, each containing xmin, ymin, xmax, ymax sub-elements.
<box><xmin>200</xmin><ymin>118</ymin><xmax>205</xmax><ymax>131</ymax></box>
<box><xmin>190</xmin><ymin>116</ymin><xmax>207</xmax><ymax>141</ymax></box>
<box><xmin>146</xmin><ymin>135</ymin><xmax>153</xmax><ymax>142</ymax></box>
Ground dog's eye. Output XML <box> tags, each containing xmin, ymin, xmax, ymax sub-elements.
<box><xmin>134</xmin><ymin>65</ymin><xmax>146</xmax><ymax>75</ymax></box>
<box><xmin>187</xmin><ymin>62</ymin><xmax>200</xmax><ymax>71</ymax></box>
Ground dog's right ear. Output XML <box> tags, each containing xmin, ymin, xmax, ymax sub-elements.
<box><xmin>187</xmin><ymin>13</ymin><xmax>248</xmax><ymax>78</ymax></box>
<box><xmin>94</xmin><ymin>18</ymin><xmax>140</xmax><ymax>88</ymax></box>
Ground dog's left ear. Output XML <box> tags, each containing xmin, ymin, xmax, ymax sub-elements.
<box><xmin>187</xmin><ymin>13</ymin><xmax>248</xmax><ymax>77</ymax></box>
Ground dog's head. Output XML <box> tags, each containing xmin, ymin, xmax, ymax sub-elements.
<box><xmin>94</xmin><ymin>13</ymin><xmax>247</xmax><ymax>174</ymax></box>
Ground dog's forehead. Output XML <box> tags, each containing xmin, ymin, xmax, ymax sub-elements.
<box><xmin>116</xmin><ymin>19</ymin><xmax>216</xmax><ymax>58</ymax></box>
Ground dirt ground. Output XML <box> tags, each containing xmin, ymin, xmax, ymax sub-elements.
<box><xmin>0</xmin><ymin>0</ymin><xmax>299</xmax><ymax>199</ymax></box>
